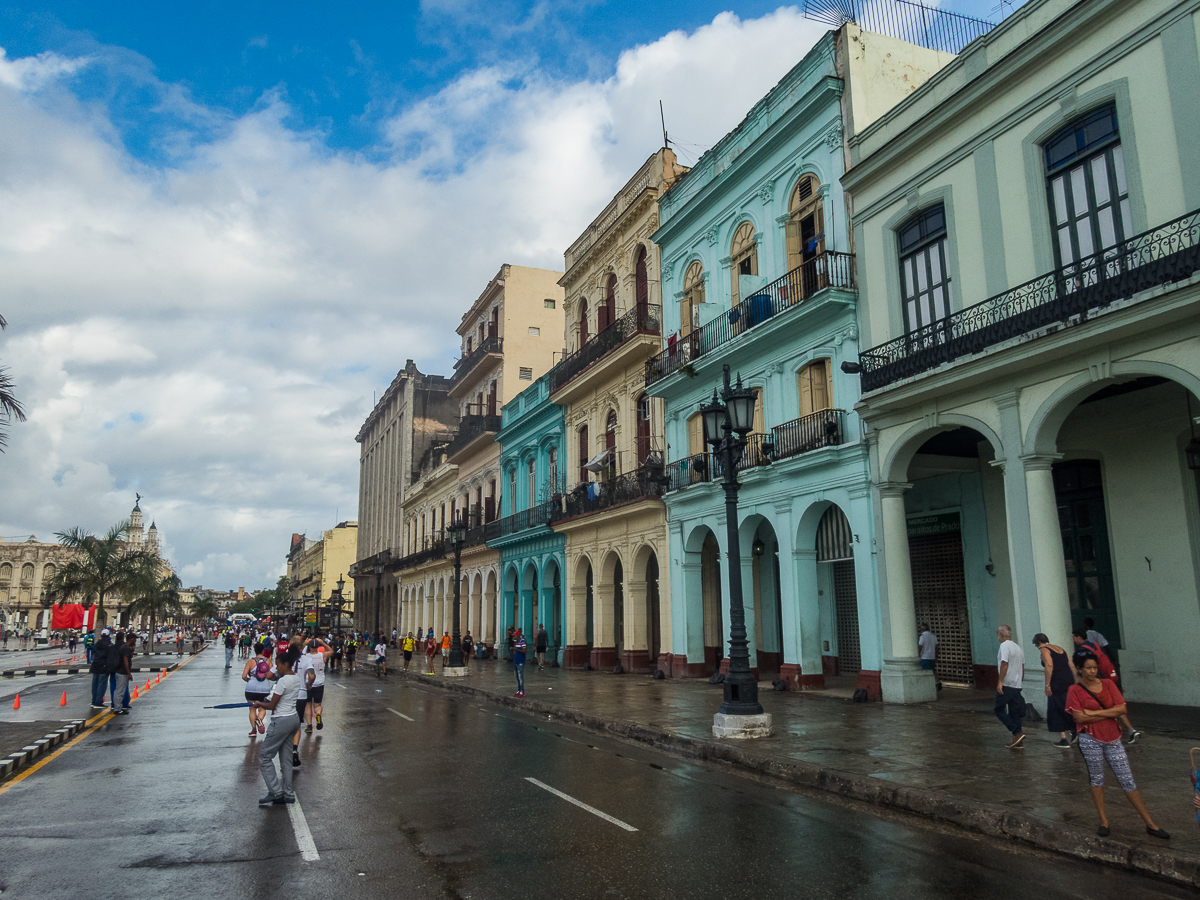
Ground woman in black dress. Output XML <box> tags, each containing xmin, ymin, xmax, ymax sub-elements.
<box><xmin>1033</xmin><ymin>632</ymin><xmax>1077</xmax><ymax>747</ymax></box>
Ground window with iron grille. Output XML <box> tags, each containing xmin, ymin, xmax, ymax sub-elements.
<box><xmin>519</xmin><ymin>366</ymin><xmax>533</xmax><ymax>380</ymax></box>
<box><xmin>898</xmin><ymin>205</ymin><xmax>952</xmax><ymax>335</ymax></box>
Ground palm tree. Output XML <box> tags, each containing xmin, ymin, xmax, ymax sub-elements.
<box><xmin>126</xmin><ymin>568</ymin><xmax>183</xmax><ymax>654</ymax></box>
<box><xmin>0</xmin><ymin>313</ymin><xmax>27</xmax><ymax>452</ymax></box>
<box><xmin>49</xmin><ymin>521</ymin><xmax>156</xmax><ymax>632</ymax></box>
<box><xmin>189</xmin><ymin>593</ymin><xmax>219</xmax><ymax>624</ymax></box>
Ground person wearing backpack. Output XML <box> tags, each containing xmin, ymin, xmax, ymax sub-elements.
<box><xmin>242</xmin><ymin>642</ymin><xmax>273</xmax><ymax>737</ymax></box>
<box><xmin>83</xmin><ymin>631</ymin><xmax>95</xmax><ymax>664</ymax></box>
<box><xmin>89</xmin><ymin>630</ymin><xmax>116</xmax><ymax>709</ymax></box>
<box><xmin>1072</xmin><ymin>628</ymin><xmax>1142</xmax><ymax>743</ymax></box>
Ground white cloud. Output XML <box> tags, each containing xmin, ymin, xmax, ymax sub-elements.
<box><xmin>0</xmin><ymin>8</ymin><xmax>827</xmax><ymax>586</ymax></box>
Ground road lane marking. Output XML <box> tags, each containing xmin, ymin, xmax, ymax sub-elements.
<box><xmin>334</xmin><ymin>684</ymin><xmax>346</xmax><ymax>690</ymax></box>
<box><xmin>524</xmin><ymin>777</ymin><xmax>638</xmax><ymax>832</ymax></box>
<box><xmin>386</xmin><ymin>708</ymin><xmax>413</xmax><ymax>721</ymax></box>
<box><xmin>287</xmin><ymin>799</ymin><xmax>320</xmax><ymax>861</ymax></box>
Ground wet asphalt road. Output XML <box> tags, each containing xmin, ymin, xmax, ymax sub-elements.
<box><xmin>0</xmin><ymin>648</ymin><xmax>1191</xmax><ymax>900</ymax></box>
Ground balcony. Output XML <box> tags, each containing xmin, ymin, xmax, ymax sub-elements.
<box><xmin>551</xmin><ymin>304</ymin><xmax>661</xmax><ymax>396</ymax></box>
<box><xmin>660</xmin><ymin>410</ymin><xmax>846</xmax><ymax>493</ymax></box>
<box><xmin>646</xmin><ymin>252</ymin><xmax>856</xmax><ymax>387</ymax></box>
<box><xmin>445</xmin><ymin>414</ymin><xmax>502</xmax><ymax>461</ymax></box>
<box><xmin>858</xmin><ymin>209</ymin><xmax>1200</xmax><ymax>392</ymax></box>
<box><xmin>396</xmin><ymin>541</ymin><xmax>446</xmax><ymax>571</ymax></box>
<box><xmin>560</xmin><ymin>470</ymin><xmax>664</xmax><ymax>519</ymax></box>
<box><xmin>450</xmin><ymin>333</ymin><xmax>502</xmax><ymax>399</ymax></box>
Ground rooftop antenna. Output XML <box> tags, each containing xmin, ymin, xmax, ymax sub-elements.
<box><xmin>659</xmin><ymin>100</ymin><xmax>668</xmax><ymax>150</ymax></box>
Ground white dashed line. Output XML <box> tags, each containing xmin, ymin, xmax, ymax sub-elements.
<box><xmin>387</xmin><ymin>708</ymin><xmax>413</xmax><ymax>721</ymax></box>
<box><xmin>287</xmin><ymin>799</ymin><xmax>320</xmax><ymax>861</ymax></box>
<box><xmin>524</xmin><ymin>777</ymin><xmax>638</xmax><ymax>832</ymax></box>
<box><xmin>334</xmin><ymin>684</ymin><xmax>346</xmax><ymax>690</ymax></box>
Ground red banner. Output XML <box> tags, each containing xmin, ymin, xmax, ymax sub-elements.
<box><xmin>50</xmin><ymin>604</ymin><xmax>87</xmax><ymax>630</ymax></box>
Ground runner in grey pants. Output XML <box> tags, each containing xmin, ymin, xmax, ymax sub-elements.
<box><xmin>252</xmin><ymin>646</ymin><xmax>301</xmax><ymax>805</ymax></box>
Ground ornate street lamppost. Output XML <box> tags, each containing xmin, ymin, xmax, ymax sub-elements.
<box><xmin>701</xmin><ymin>363</ymin><xmax>773</xmax><ymax>739</ymax></box>
<box><xmin>373</xmin><ymin>560</ymin><xmax>384</xmax><ymax>641</ymax></box>
<box><xmin>314</xmin><ymin>586</ymin><xmax>322</xmax><ymax>637</ymax></box>
<box><xmin>334</xmin><ymin>574</ymin><xmax>346</xmax><ymax>636</ymax></box>
<box><xmin>445</xmin><ymin>515</ymin><xmax>468</xmax><ymax>675</ymax></box>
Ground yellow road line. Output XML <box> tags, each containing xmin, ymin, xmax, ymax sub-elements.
<box><xmin>0</xmin><ymin>648</ymin><xmax>206</xmax><ymax>796</ymax></box>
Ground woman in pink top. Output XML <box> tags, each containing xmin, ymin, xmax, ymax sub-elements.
<box><xmin>1066</xmin><ymin>651</ymin><xmax>1167</xmax><ymax>840</ymax></box>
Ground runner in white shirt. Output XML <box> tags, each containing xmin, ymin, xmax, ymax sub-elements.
<box><xmin>374</xmin><ymin>640</ymin><xmax>387</xmax><ymax>677</ymax></box>
<box><xmin>292</xmin><ymin>645</ymin><xmax>314</xmax><ymax>767</ymax></box>
<box><xmin>305</xmin><ymin>638</ymin><xmax>333</xmax><ymax>731</ymax></box>
<box><xmin>252</xmin><ymin>644</ymin><xmax>301</xmax><ymax>805</ymax></box>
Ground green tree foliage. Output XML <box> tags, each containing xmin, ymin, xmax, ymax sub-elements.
<box><xmin>0</xmin><ymin>313</ymin><xmax>27</xmax><ymax>452</ymax></box>
<box><xmin>125</xmin><ymin>567</ymin><xmax>184</xmax><ymax>653</ymax></box>
<box><xmin>190</xmin><ymin>593</ymin><xmax>220</xmax><ymax>622</ymax></box>
<box><xmin>49</xmin><ymin>521</ymin><xmax>158</xmax><ymax>631</ymax></box>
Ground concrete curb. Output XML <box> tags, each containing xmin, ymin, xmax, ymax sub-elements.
<box><xmin>0</xmin><ymin>663</ymin><xmax>184</xmax><ymax>678</ymax></box>
<box><xmin>401</xmin><ymin>670</ymin><xmax>1200</xmax><ymax>889</ymax></box>
<box><xmin>0</xmin><ymin>719</ymin><xmax>86</xmax><ymax>781</ymax></box>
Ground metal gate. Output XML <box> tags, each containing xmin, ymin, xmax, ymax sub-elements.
<box><xmin>833</xmin><ymin>560</ymin><xmax>860</xmax><ymax>674</ymax></box>
<box><xmin>909</xmin><ymin>526</ymin><xmax>973</xmax><ymax>685</ymax></box>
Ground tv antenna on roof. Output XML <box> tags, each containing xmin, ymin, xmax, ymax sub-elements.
<box><xmin>659</xmin><ymin>101</ymin><xmax>668</xmax><ymax>150</ymax></box>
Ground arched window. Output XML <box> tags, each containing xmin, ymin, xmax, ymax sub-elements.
<box><xmin>636</xmin><ymin>394</ymin><xmax>652</xmax><ymax>465</ymax></box>
<box><xmin>787</xmin><ymin>174</ymin><xmax>825</xmax><ymax>294</ymax></box>
<box><xmin>605</xmin><ymin>409</ymin><xmax>618</xmax><ymax>475</ymax></box>
<box><xmin>798</xmin><ymin>359</ymin><xmax>833</xmax><ymax>416</ymax></box>
<box><xmin>42</xmin><ymin>563</ymin><xmax>55</xmax><ymax>581</ymax></box>
<box><xmin>730</xmin><ymin>221</ymin><xmax>758</xmax><ymax>308</ymax></box>
<box><xmin>600</xmin><ymin>274</ymin><xmax>617</xmax><ymax>331</ymax></box>
<box><xmin>578</xmin><ymin>424</ymin><xmax>590</xmax><ymax>483</ymax></box>
<box><xmin>634</xmin><ymin>246</ymin><xmax>649</xmax><ymax>316</ymax></box>
<box><xmin>0</xmin><ymin>564</ymin><xmax>11</xmax><ymax>583</ymax></box>
<box><xmin>20</xmin><ymin>564</ymin><xmax>33</xmax><ymax>582</ymax></box>
<box><xmin>1044</xmin><ymin>104</ymin><xmax>1129</xmax><ymax>271</ymax></box>
<box><xmin>486</xmin><ymin>479</ymin><xmax>497</xmax><ymax>522</ymax></box>
<box><xmin>527</xmin><ymin>458</ymin><xmax>536</xmax><ymax>509</ymax></box>
<box><xmin>548</xmin><ymin>446</ymin><xmax>559</xmax><ymax>492</ymax></box>
<box><xmin>508</xmin><ymin>468</ymin><xmax>517</xmax><ymax>516</ymax></box>
<box><xmin>682</xmin><ymin>261</ymin><xmax>705</xmax><ymax>337</ymax></box>
<box><xmin>578</xmin><ymin>297</ymin><xmax>589</xmax><ymax>347</ymax></box>
<box><xmin>898</xmin><ymin>205</ymin><xmax>952</xmax><ymax>335</ymax></box>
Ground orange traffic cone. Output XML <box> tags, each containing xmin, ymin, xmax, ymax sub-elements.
<box><xmin>155</xmin><ymin>673</ymin><xmax>161</xmax><ymax>683</ymax></box>
<box><xmin>132</xmin><ymin>686</ymin><xmax>138</xmax><ymax>699</ymax></box>
<box><xmin>12</xmin><ymin>694</ymin><xmax>19</xmax><ymax>710</ymax></box>
<box><xmin>56</xmin><ymin>658</ymin><xmax>61</xmax><ymax>664</ymax></box>
<box><xmin>59</xmin><ymin>691</ymin><xmax>66</xmax><ymax>707</ymax></box>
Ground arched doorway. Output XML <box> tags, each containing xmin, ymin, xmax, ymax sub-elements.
<box><xmin>702</xmin><ymin>531</ymin><xmax>723</xmax><ymax>673</ymax></box>
<box><xmin>564</xmin><ymin>555</ymin><xmax>593</xmax><ymax>668</ymax></box>
<box><xmin>542</xmin><ymin>557</ymin><xmax>562</xmax><ymax>662</ymax></box>
<box><xmin>502</xmin><ymin>565</ymin><xmax>519</xmax><ymax>658</ymax></box>
<box><xmin>746</xmin><ymin>518</ymin><xmax>782</xmax><ymax>675</ymax></box>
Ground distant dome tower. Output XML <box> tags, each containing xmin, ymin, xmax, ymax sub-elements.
<box><xmin>129</xmin><ymin>497</ymin><xmax>144</xmax><ymax>548</ymax></box>
<box><xmin>147</xmin><ymin>522</ymin><xmax>159</xmax><ymax>556</ymax></box>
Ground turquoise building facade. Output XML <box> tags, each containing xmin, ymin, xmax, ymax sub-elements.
<box><xmin>646</xmin><ymin>32</ymin><xmax>882</xmax><ymax>695</ymax></box>
<box><xmin>491</xmin><ymin>374</ymin><xmax>567</xmax><ymax>662</ymax></box>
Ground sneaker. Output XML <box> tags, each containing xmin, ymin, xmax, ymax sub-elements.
<box><xmin>259</xmin><ymin>794</ymin><xmax>281</xmax><ymax>806</ymax></box>
<box><xmin>257</xmin><ymin>722</ymin><xmax>265</xmax><ymax>734</ymax></box>
<box><xmin>292</xmin><ymin>753</ymin><xmax>302</xmax><ymax>768</ymax></box>
<box><xmin>1006</xmin><ymin>733</ymin><xmax>1025</xmax><ymax>750</ymax></box>
<box><xmin>1070</xmin><ymin>732</ymin><xmax>1079</xmax><ymax>745</ymax></box>
<box><xmin>1127</xmin><ymin>730</ymin><xmax>1142</xmax><ymax>744</ymax></box>
<box><xmin>279</xmin><ymin>794</ymin><xmax>296</xmax><ymax>805</ymax></box>
<box><xmin>304</xmin><ymin>725</ymin><xmax>313</xmax><ymax>734</ymax></box>
<box><xmin>249</xmin><ymin>729</ymin><xmax>258</xmax><ymax>737</ymax></box>
<box><xmin>316</xmin><ymin>715</ymin><xmax>323</xmax><ymax>731</ymax></box>
<box><xmin>1054</xmin><ymin>738</ymin><xmax>1071</xmax><ymax>748</ymax></box>
<box><xmin>517</xmin><ymin>691</ymin><xmax>525</xmax><ymax>698</ymax></box>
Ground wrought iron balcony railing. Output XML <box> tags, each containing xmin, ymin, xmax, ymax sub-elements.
<box><xmin>772</xmin><ymin>409</ymin><xmax>845</xmax><ymax>460</ymax></box>
<box><xmin>445</xmin><ymin>414</ymin><xmax>502</xmax><ymax>459</ymax></box>
<box><xmin>646</xmin><ymin>251</ymin><xmax>856</xmax><ymax>387</ymax></box>
<box><xmin>561</xmin><ymin>470</ymin><xmax>664</xmax><ymax>518</ymax></box>
<box><xmin>453</xmin><ymin>333</ymin><xmax>502</xmax><ymax>384</ymax></box>
<box><xmin>486</xmin><ymin>500</ymin><xmax>559</xmax><ymax>542</ymax></box>
<box><xmin>551</xmin><ymin>304</ymin><xmax>661</xmax><ymax>395</ymax></box>
<box><xmin>396</xmin><ymin>541</ymin><xmax>446</xmax><ymax>571</ymax></box>
<box><xmin>858</xmin><ymin>209</ymin><xmax>1200</xmax><ymax>392</ymax></box>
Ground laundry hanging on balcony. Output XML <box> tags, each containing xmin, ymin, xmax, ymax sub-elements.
<box><xmin>583</xmin><ymin>450</ymin><xmax>612</xmax><ymax>473</ymax></box>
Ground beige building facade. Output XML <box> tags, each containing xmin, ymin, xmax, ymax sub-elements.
<box><xmin>551</xmin><ymin>150</ymin><xmax>684</xmax><ymax>672</ymax></box>
<box><xmin>288</xmin><ymin>521</ymin><xmax>357</xmax><ymax>626</ymax></box>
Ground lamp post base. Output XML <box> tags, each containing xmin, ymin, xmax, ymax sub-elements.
<box><xmin>442</xmin><ymin>665</ymin><xmax>470</xmax><ymax>678</ymax></box>
<box><xmin>712</xmin><ymin>711</ymin><xmax>773</xmax><ymax>739</ymax></box>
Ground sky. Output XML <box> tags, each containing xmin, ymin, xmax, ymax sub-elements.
<box><xmin>0</xmin><ymin>0</ymin><xmax>1016</xmax><ymax>591</ymax></box>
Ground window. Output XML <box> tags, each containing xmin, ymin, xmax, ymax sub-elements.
<box><xmin>509</xmin><ymin>469</ymin><xmax>517</xmax><ymax>516</ymax></box>
<box><xmin>636</xmin><ymin>394</ymin><xmax>652</xmax><ymax>465</ymax></box>
<box><xmin>519</xmin><ymin>367</ymin><xmax>533</xmax><ymax>380</ymax></box>
<box><xmin>605</xmin><ymin>410</ymin><xmax>618</xmax><ymax>476</ymax></box>
<box><xmin>730</xmin><ymin>221</ymin><xmax>758</xmax><ymax>308</ymax></box>
<box><xmin>635</xmin><ymin>246</ymin><xmax>649</xmax><ymax>315</ymax></box>
<box><xmin>578</xmin><ymin>298</ymin><xmax>589</xmax><ymax>347</ymax></box>
<box><xmin>528</xmin><ymin>327</ymin><xmax>540</xmax><ymax>337</ymax></box>
<box><xmin>682</xmin><ymin>261</ymin><xmax>705</xmax><ymax>337</ymax></box>
<box><xmin>20</xmin><ymin>564</ymin><xmax>33</xmax><ymax>581</ymax></box>
<box><xmin>527</xmin><ymin>458</ymin><xmax>536</xmax><ymax>509</ymax></box>
<box><xmin>1044</xmin><ymin>105</ymin><xmax>1130</xmax><ymax>277</ymax></box>
<box><xmin>799</xmin><ymin>359</ymin><xmax>833</xmax><ymax>416</ymax></box>
<box><xmin>0</xmin><ymin>564</ymin><xmax>10</xmax><ymax>583</ymax></box>
<box><xmin>578</xmin><ymin>424</ymin><xmax>589</xmax><ymax>482</ymax></box>
<box><xmin>898</xmin><ymin>205</ymin><xmax>952</xmax><ymax>335</ymax></box>
<box><xmin>465</xmin><ymin>336</ymin><xmax>473</xmax><ymax>355</ymax></box>
<box><xmin>548</xmin><ymin>446</ymin><xmax>558</xmax><ymax>492</ymax></box>
<box><xmin>544</xmin><ymin>298</ymin><xmax>556</xmax><ymax>308</ymax></box>
<box><xmin>600</xmin><ymin>274</ymin><xmax>617</xmax><ymax>331</ymax></box>
<box><xmin>688</xmin><ymin>413</ymin><xmax>705</xmax><ymax>455</ymax></box>
<box><xmin>786</xmin><ymin>175</ymin><xmax>825</xmax><ymax>293</ymax></box>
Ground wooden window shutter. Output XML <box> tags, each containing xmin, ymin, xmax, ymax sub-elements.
<box><xmin>752</xmin><ymin>388</ymin><xmax>765</xmax><ymax>435</ymax></box>
<box><xmin>688</xmin><ymin>414</ymin><xmax>704</xmax><ymax>456</ymax></box>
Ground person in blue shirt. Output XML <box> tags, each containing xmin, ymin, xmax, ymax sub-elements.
<box><xmin>512</xmin><ymin>629</ymin><xmax>527</xmax><ymax>698</ymax></box>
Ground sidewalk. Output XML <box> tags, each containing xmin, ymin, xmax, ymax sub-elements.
<box><xmin>395</xmin><ymin>658</ymin><xmax>1200</xmax><ymax>887</ymax></box>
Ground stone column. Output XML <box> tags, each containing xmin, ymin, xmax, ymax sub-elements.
<box><xmin>1024</xmin><ymin>456</ymin><xmax>1074</xmax><ymax>647</ymax></box>
<box><xmin>878</xmin><ymin>482</ymin><xmax>936</xmax><ymax>703</ymax></box>
<box><xmin>591</xmin><ymin>582</ymin><xmax>617</xmax><ymax>669</ymax></box>
<box><xmin>623</xmin><ymin>580</ymin><xmax>650</xmax><ymax>673</ymax></box>
<box><xmin>564</xmin><ymin>583</ymin><xmax>589</xmax><ymax>668</ymax></box>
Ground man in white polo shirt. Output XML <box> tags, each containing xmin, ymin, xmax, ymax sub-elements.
<box><xmin>994</xmin><ymin>624</ymin><xmax>1026</xmax><ymax>750</ymax></box>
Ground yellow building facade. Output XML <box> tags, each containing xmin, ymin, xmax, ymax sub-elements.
<box><xmin>288</xmin><ymin>521</ymin><xmax>357</xmax><ymax>625</ymax></box>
